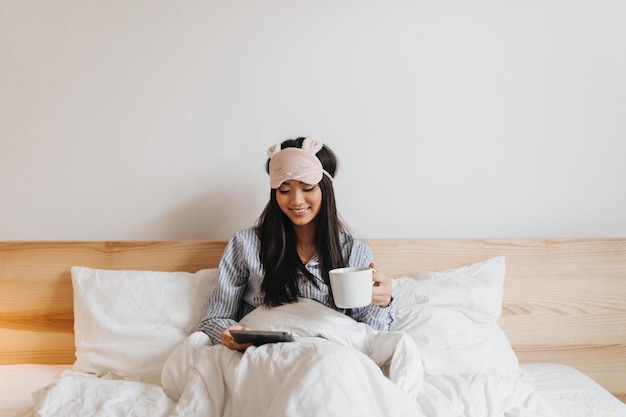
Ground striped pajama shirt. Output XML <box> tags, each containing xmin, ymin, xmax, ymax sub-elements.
<box><xmin>197</xmin><ymin>227</ymin><xmax>395</xmax><ymax>345</ymax></box>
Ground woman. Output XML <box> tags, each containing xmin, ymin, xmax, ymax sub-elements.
<box><xmin>198</xmin><ymin>137</ymin><xmax>394</xmax><ymax>351</ymax></box>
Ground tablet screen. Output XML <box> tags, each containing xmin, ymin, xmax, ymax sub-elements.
<box><xmin>230</xmin><ymin>330</ymin><xmax>295</xmax><ymax>346</ymax></box>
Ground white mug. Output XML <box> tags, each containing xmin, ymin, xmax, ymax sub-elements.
<box><xmin>328</xmin><ymin>266</ymin><xmax>374</xmax><ymax>309</ymax></box>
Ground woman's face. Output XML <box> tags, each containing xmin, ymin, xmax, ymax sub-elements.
<box><xmin>275</xmin><ymin>180</ymin><xmax>322</xmax><ymax>228</ymax></box>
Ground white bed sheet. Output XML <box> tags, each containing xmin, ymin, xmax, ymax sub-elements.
<box><xmin>521</xmin><ymin>363</ymin><xmax>626</xmax><ymax>417</ymax></box>
<box><xmin>0</xmin><ymin>364</ymin><xmax>71</xmax><ymax>417</ymax></box>
<box><xmin>2</xmin><ymin>363</ymin><xmax>625</xmax><ymax>417</ymax></box>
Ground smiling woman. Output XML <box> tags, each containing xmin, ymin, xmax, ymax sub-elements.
<box><xmin>196</xmin><ymin>137</ymin><xmax>395</xmax><ymax>351</ymax></box>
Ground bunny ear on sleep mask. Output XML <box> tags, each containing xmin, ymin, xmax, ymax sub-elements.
<box><xmin>266</xmin><ymin>137</ymin><xmax>323</xmax><ymax>159</ymax></box>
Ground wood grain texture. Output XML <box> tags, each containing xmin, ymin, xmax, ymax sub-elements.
<box><xmin>1</xmin><ymin>239</ymin><xmax>625</xmax><ymax>401</ymax></box>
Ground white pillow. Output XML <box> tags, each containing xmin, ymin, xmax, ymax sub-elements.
<box><xmin>71</xmin><ymin>266</ymin><xmax>218</xmax><ymax>384</ymax></box>
<box><xmin>391</xmin><ymin>256</ymin><xmax>520</xmax><ymax>376</ymax></box>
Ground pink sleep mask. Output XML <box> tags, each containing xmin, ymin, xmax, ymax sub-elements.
<box><xmin>268</xmin><ymin>138</ymin><xmax>333</xmax><ymax>189</ymax></box>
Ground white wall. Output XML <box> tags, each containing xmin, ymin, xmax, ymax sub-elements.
<box><xmin>1</xmin><ymin>1</ymin><xmax>625</xmax><ymax>240</ymax></box>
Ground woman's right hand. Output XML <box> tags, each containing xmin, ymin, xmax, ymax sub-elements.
<box><xmin>221</xmin><ymin>325</ymin><xmax>253</xmax><ymax>352</ymax></box>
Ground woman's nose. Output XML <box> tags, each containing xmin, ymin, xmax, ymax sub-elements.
<box><xmin>292</xmin><ymin>189</ymin><xmax>305</xmax><ymax>204</ymax></box>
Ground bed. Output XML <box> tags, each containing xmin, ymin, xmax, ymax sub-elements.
<box><xmin>1</xmin><ymin>239</ymin><xmax>625</xmax><ymax>417</ymax></box>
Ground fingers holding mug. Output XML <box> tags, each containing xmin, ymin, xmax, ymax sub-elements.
<box><xmin>370</xmin><ymin>263</ymin><xmax>392</xmax><ymax>308</ymax></box>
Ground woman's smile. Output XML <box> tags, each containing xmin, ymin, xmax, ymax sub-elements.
<box><xmin>291</xmin><ymin>207</ymin><xmax>311</xmax><ymax>216</ymax></box>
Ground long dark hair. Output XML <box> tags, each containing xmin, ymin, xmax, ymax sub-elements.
<box><xmin>256</xmin><ymin>138</ymin><xmax>348</xmax><ymax>307</ymax></box>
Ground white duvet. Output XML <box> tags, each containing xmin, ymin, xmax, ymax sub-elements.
<box><xmin>31</xmin><ymin>299</ymin><xmax>559</xmax><ymax>417</ymax></box>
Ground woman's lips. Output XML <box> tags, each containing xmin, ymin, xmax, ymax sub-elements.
<box><xmin>291</xmin><ymin>208</ymin><xmax>310</xmax><ymax>216</ymax></box>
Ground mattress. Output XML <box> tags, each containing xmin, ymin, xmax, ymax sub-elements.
<box><xmin>0</xmin><ymin>364</ymin><xmax>71</xmax><ymax>417</ymax></box>
<box><xmin>1</xmin><ymin>363</ymin><xmax>625</xmax><ymax>417</ymax></box>
<box><xmin>520</xmin><ymin>363</ymin><xmax>626</xmax><ymax>417</ymax></box>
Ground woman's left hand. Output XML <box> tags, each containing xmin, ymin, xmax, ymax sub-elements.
<box><xmin>370</xmin><ymin>262</ymin><xmax>393</xmax><ymax>308</ymax></box>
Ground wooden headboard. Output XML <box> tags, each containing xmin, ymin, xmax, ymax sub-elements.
<box><xmin>1</xmin><ymin>239</ymin><xmax>625</xmax><ymax>401</ymax></box>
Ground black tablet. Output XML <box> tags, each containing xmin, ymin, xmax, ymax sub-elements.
<box><xmin>230</xmin><ymin>330</ymin><xmax>295</xmax><ymax>346</ymax></box>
